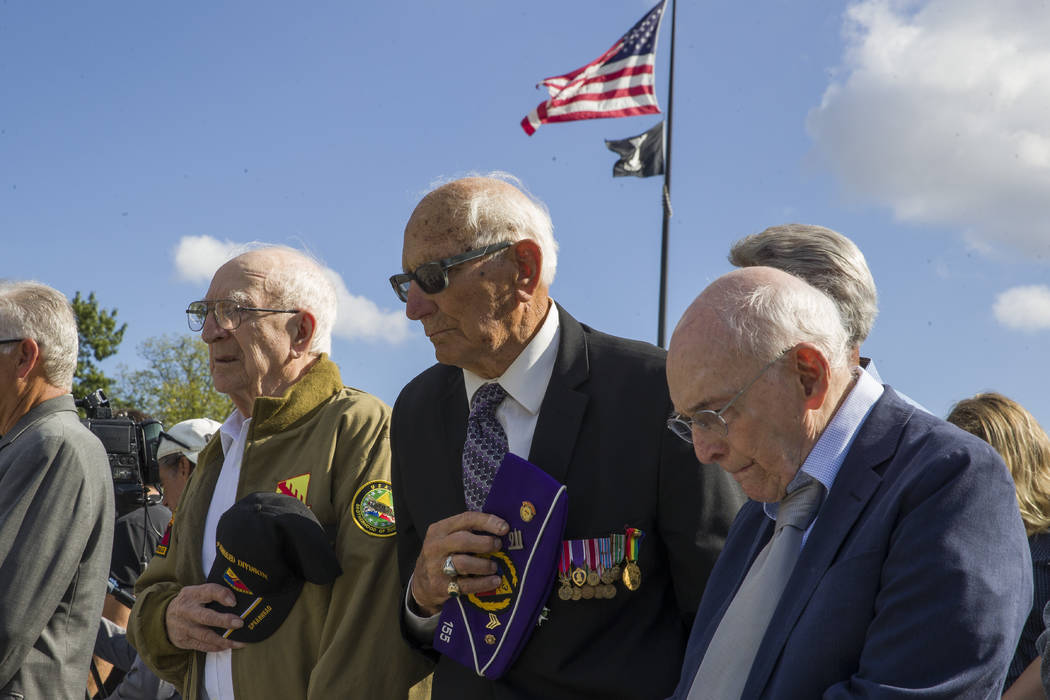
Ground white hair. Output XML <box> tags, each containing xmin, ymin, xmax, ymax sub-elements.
<box><xmin>729</xmin><ymin>224</ymin><xmax>878</xmax><ymax>349</ymax></box>
<box><xmin>225</xmin><ymin>243</ymin><xmax>337</xmax><ymax>356</ymax></box>
<box><xmin>721</xmin><ymin>275</ymin><xmax>849</xmax><ymax>369</ymax></box>
<box><xmin>0</xmin><ymin>280</ymin><xmax>79</xmax><ymax>389</ymax></box>
<box><xmin>433</xmin><ymin>171</ymin><xmax>560</xmax><ymax>287</ymax></box>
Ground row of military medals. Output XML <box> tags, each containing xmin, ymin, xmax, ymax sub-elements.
<box><xmin>557</xmin><ymin>528</ymin><xmax>644</xmax><ymax>601</ymax></box>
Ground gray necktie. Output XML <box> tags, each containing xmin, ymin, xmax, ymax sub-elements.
<box><xmin>687</xmin><ymin>473</ymin><xmax>826</xmax><ymax>700</ymax></box>
<box><xmin>462</xmin><ymin>382</ymin><xmax>509</xmax><ymax>511</ymax></box>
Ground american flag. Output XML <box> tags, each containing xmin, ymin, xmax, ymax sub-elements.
<box><xmin>521</xmin><ymin>0</ymin><xmax>666</xmax><ymax>136</ymax></box>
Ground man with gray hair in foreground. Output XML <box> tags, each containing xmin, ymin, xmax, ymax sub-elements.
<box><xmin>129</xmin><ymin>246</ymin><xmax>429</xmax><ymax>699</ymax></box>
<box><xmin>665</xmin><ymin>266</ymin><xmax>1031</xmax><ymax>698</ymax></box>
<box><xmin>0</xmin><ymin>280</ymin><xmax>114</xmax><ymax>699</ymax></box>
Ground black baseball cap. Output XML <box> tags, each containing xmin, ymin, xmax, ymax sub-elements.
<box><xmin>205</xmin><ymin>492</ymin><xmax>342</xmax><ymax>642</ymax></box>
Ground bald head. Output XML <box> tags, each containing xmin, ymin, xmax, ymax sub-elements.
<box><xmin>666</xmin><ymin>267</ymin><xmax>854</xmax><ymax>501</ymax></box>
<box><xmin>669</xmin><ymin>267</ymin><xmax>850</xmax><ymax>387</ymax></box>
<box><xmin>219</xmin><ymin>246</ymin><xmax>337</xmax><ymax>356</ymax></box>
<box><xmin>406</xmin><ymin>174</ymin><xmax>559</xmax><ymax>288</ymax></box>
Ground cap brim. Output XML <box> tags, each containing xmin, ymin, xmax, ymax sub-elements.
<box><xmin>206</xmin><ymin>581</ymin><xmax>303</xmax><ymax>643</ymax></box>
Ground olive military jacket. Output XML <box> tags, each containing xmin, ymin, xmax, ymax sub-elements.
<box><xmin>128</xmin><ymin>356</ymin><xmax>430</xmax><ymax>699</ymax></box>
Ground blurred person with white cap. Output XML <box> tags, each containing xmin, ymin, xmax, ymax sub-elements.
<box><xmin>155</xmin><ymin>418</ymin><xmax>221</xmax><ymax>511</ymax></box>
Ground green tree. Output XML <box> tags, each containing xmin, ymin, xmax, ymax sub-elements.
<box><xmin>71</xmin><ymin>291</ymin><xmax>126</xmax><ymax>400</ymax></box>
<box><xmin>117</xmin><ymin>334</ymin><xmax>232</xmax><ymax>426</ymax></box>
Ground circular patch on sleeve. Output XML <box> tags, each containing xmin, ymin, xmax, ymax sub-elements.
<box><xmin>352</xmin><ymin>480</ymin><xmax>397</xmax><ymax>537</ymax></box>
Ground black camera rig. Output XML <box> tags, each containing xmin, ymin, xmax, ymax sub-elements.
<box><xmin>76</xmin><ymin>389</ymin><xmax>163</xmax><ymax>515</ymax></box>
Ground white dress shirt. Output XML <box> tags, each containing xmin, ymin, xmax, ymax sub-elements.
<box><xmin>201</xmin><ymin>410</ymin><xmax>252</xmax><ymax>700</ymax></box>
<box><xmin>404</xmin><ymin>302</ymin><xmax>561</xmax><ymax>637</ymax></box>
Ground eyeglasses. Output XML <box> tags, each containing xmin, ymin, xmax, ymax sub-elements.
<box><xmin>185</xmin><ymin>299</ymin><xmax>299</xmax><ymax>332</ymax></box>
<box><xmin>0</xmin><ymin>338</ymin><xmax>23</xmax><ymax>345</ymax></box>
<box><xmin>389</xmin><ymin>241</ymin><xmax>512</xmax><ymax>302</ymax></box>
<box><xmin>667</xmin><ymin>348</ymin><xmax>792</xmax><ymax>444</ymax></box>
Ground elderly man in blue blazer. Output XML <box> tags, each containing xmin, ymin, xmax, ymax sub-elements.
<box><xmin>665</xmin><ymin>266</ymin><xmax>1031</xmax><ymax>699</ymax></box>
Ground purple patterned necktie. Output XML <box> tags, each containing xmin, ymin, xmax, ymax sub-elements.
<box><xmin>463</xmin><ymin>382</ymin><xmax>509</xmax><ymax>511</ymax></box>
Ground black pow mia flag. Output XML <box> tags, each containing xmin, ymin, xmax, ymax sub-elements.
<box><xmin>605</xmin><ymin>121</ymin><xmax>664</xmax><ymax>178</ymax></box>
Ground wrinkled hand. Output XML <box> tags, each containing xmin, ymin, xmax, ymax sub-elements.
<box><xmin>411</xmin><ymin>511</ymin><xmax>509</xmax><ymax>616</ymax></box>
<box><xmin>165</xmin><ymin>583</ymin><xmax>248</xmax><ymax>652</ymax></box>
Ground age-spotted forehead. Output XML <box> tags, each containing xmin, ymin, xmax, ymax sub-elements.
<box><xmin>401</xmin><ymin>193</ymin><xmax>474</xmax><ymax>272</ymax></box>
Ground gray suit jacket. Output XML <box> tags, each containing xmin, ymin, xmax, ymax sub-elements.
<box><xmin>0</xmin><ymin>395</ymin><xmax>114</xmax><ymax>699</ymax></box>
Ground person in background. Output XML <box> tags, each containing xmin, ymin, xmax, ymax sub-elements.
<box><xmin>92</xmin><ymin>417</ymin><xmax>221</xmax><ymax>700</ymax></box>
<box><xmin>155</xmin><ymin>418</ymin><xmax>222</xmax><ymax>512</ymax></box>
<box><xmin>728</xmin><ymin>223</ymin><xmax>925</xmax><ymax>409</ymax></box>
<box><xmin>0</xmin><ymin>280</ymin><xmax>114</xmax><ymax>699</ymax></box>
<box><xmin>946</xmin><ymin>393</ymin><xmax>1050</xmax><ymax>699</ymax></box>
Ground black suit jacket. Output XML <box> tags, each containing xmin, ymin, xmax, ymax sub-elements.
<box><xmin>391</xmin><ymin>304</ymin><xmax>745</xmax><ymax>700</ymax></box>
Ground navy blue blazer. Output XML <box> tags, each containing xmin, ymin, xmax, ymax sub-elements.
<box><xmin>670</xmin><ymin>388</ymin><xmax>1032</xmax><ymax>699</ymax></box>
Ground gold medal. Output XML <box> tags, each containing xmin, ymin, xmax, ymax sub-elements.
<box><xmin>571</xmin><ymin>567</ymin><xmax>587</xmax><ymax>587</ymax></box>
<box><xmin>586</xmin><ymin>569</ymin><xmax>600</xmax><ymax>587</ymax></box>
<box><xmin>581</xmin><ymin>584</ymin><xmax>595</xmax><ymax>600</ymax></box>
<box><xmin>623</xmin><ymin>561</ymin><xmax>641</xmax><ymax>591</ymax></box>
<box><xmin>600</xmin><ymin>568</ymin><xmax>616</xmax><ymax>585</ymax></box>
<box><xmin>558</xmin><ymin>582</ymin><xmax>573</xmax><ymax>601</ymax></box>
<box><xmin>571</xmin><ymin>587</ymin><xmax>583</xmax><ymax>601</ymax></box>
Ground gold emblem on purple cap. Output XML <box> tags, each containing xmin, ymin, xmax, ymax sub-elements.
<box><xmin>467</xmin><ymin>551</ymin><xmax>518</xmax><ymax>612</ymax></box>
<box><xmin>520</xmin><ymin>501</ymin><xmax>536</xmax><ymax>522</ymax></box>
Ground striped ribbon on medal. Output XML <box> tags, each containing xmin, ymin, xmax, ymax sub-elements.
<box><xmin>625</xmin><ymin>527</ymin><xmax>645</xmax><ymax>562</ymax></box>
<box><xmin>559</xmin><ymin>541</ymin><xmax>571</xmax><ymax>578</ymax></box>
<box><xmin>599</xmin><ymin>537</ymin><xmax>612</xmax><ymax>571</ymax></box>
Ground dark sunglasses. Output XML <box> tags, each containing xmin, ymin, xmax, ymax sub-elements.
<box><xmin>389</xmin><ymin>241</ymin><xmax>512</xmax><ymax>302</ymax></box>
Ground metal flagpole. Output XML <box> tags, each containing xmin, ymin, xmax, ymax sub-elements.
<box><xmin>657</xmin><ymin>0</ymin><xmax>676</xmax><ymax>348</ymax></box>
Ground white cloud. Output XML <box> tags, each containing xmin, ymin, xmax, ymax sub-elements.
<box><xmin>807</xmin><ymin>0</ymin><xmax>1050</xmax><ymax>260</ymax></box>
<box><xmin>994</xmin><ymin>284</ymin><xmax>1050</xmax><ymax>331</ymax></box>
<box><xmin>324</xmin><ymin>270</ymin><xmax>410</xmax><ymax>344</ymax></box>
<box><xmin>174</xmin><ymin>235</ymin><xmax>241</xmax><ymax>283</ymax></box>
<box><xmin>172</xmin><ymin>236</ymin><xmax>410</xmax><ymax>344</ymax></box>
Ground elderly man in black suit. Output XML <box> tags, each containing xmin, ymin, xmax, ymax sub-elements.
<box><xmin>388</xmin><ymin>173</ymin><xmax>744</xmax><ymax>699</ymax></box>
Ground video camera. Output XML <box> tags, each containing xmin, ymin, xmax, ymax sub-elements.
<box><xmin>76</xmin><ymin>389</ymin><xmax>163</xmax><ymax>515</ymax></box>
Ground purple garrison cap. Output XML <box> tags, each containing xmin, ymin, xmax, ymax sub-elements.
<box><xmin>434</xmin><ymin>452</ymin><xmax>568</xmax><ymax>678</ymax></box>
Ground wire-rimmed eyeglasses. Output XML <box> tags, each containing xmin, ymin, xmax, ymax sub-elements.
<box><xmin>0</xmin><ymin>338</ymin><xmax>23</xmax><ymax>345</ymax></box>
<box><xmin>185</xmin><ymin>299</ymin><xmax>299</xmax><ymax>332</ymax></box>
<box><xmin>667</xmin><ymin>348</ymin><xmax>792</xmax><ymax>444</ymax></box>
<box><xmin>389</xmin><ymin>241</ymin><xmax>512</xmax><ymax>302</ymax></box>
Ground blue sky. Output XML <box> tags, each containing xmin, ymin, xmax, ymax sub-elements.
<box><xmin>2</xmin><ymin>0</ymin><xmax>1048</xmax><ymax>428</ymax></box>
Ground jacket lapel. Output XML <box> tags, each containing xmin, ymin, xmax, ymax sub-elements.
<box><xmin>439</xmin><ymin>369</ymin><xmax>469</xmax><ymax>511</ymax></box>
<box><xmin>527</xmin><ymin>303</ymin><xmax>588</xmax><ymax>486</ymax></box>
<box><xmin>743</xmin><ymin>390</ymin><xmax>912</xmax><ymax>697</ymax></box>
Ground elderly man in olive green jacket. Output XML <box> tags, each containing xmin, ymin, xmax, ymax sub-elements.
<box><xmin>128</xmin><ymin>246</ymin><xmax>430</xmax><ymax>700</ymax></box>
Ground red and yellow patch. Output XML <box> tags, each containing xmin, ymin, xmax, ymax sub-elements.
<box><xmin>222</xmin><ymin>567</ymin><xmax>253</xmax><ymax>595</ymax></box>
<box><xmin>154</xmin><ymin>517</ymin><xmax>173</xmax><ymax>557</ymax></box>
<box><xmin>276</xmin><ymin>473</ymin><xmax>311</xmax><ymax>505</ymax></box>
